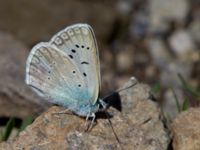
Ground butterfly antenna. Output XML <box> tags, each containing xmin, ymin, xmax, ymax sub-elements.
<box><xmin>103</xmin><ymin>80</ymin><xmax>137</xmax><ymax>101</ymax></box>
<box><xmin>116</xmin><ymin>80</ymin><xmax>137</xmax><ymax>93</ymax></box>
<box><xmin>105</xmin><ymin>111</ymin><xmax>124</xmax><ymax>150</ymax></box>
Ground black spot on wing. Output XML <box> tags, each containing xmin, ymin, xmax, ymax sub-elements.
<box><xmin>71</xmin><ymin>49</ymin><xmax>76</xmax><ymax>53</ymax></box>
<box><xmin>83</xmin><ymin>72</ymin><xmax>87</xmax><ymax>77</ymax></box>
<box><xmin>81</xmin><ymin>45</ymin><xmax>84</xmax><ymax>48</ymax></box>
<box><xmin>75</xmin><ymin>44</ymin><xmax>79</xmax><ymax>48</ymax></box>
<box><xmin>69</xmin><ymin>55</ymin><xmax>73</xmax><ymax>59</ymax></box>
<box><xmin>81</xmin><ymin>61</ymin><xmax>89</xmax><ymax>65</ymax></box>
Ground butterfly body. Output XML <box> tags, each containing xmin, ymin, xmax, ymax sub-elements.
<box><xmin>26</xmin><ymin>24</ymin><xmax>101</xmax><ymax>117</ymax></box>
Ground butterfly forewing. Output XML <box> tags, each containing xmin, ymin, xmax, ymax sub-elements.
<box><xmin>26</xmin><ymin>43</ymin><xmax>92</xmax><ymax>109</ymax></box>
<box><xmin>49</xmin><ymin>24</ymin><xmax>101</xmax><ymax>105</ymax></box>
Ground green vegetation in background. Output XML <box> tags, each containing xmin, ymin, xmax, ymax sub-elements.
<box><xmin>172</xmin><ymin>72</ymin><xmax>200</xmax><ymax>114</ymax></box>
<box><xmin>151</xmin><ymin>82</ymin><xmax>161</xmax><ymax>94</ymax></box>
<box><xmin>171</xmin><ymin>88</ymin><xmax>190</xmax><ymax>113</ymax></box>
<box><xmin>18</xmin><ymin>116</ymin><xmax>34</xmax><ymax>135</ymax></box>
<box><xmin>0</xmin><ymin>118</ymin><xmax>15</xmax><ymax>141</ymax></box>
<box><xmin>178</xmin><ymin>73</ymin><xmax>200</xmax><ymax>101</ymax></box>
<box><xmin>0</xmin><ymin>116</ymin><xmax>34</xmax><ymax>142</ymax></box>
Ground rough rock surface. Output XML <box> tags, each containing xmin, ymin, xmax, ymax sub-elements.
<box><xmin>0</xmin><ymin>78</ymin><xmax>170</xmax><ymax>150</ymax></box>
<box><xmin>0</xmin><ymin>32</ymin><xmax>48</xmax><ymax>118</ymax></box>
<box><xmin>171</xmin><ymin>108</ymin><xmax>200</xmax><ymax>150</ymax></box>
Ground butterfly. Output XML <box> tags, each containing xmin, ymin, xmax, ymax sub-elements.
<box><xmin>25</xmin><ymin>23</ymin><xmax>107</xmax><ymax>127</ymax></box>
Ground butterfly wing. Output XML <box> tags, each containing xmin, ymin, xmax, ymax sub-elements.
<box><xmin>49</xmin><ymin>24</ymin><xmax>100</xmax><ymax>105</ymax></box>
<box><xmin>26</xmin><ymin>43</ymin><xmax>92</xmax><ymax>112</ymax></box>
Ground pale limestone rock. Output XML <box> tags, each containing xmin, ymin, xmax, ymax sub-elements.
<box><xmin>172</xmin><ymin>108</ymin><xmax>200</xmax><ymax>150</ymax></box>
<box><xmin>0</xmin><ymin>78</ymin><xmax>170</xmax><ymax>150</ymax></box>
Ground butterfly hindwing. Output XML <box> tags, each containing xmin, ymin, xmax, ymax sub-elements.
<box><xmin>49</xmin><ymin>24</ymin><xmax>101</xmax><ymax>105</ymax></box>
<box><xmin>26</xmin><ymin>43</ymin><xmax>92</xmax><ymax>111</ymax></box>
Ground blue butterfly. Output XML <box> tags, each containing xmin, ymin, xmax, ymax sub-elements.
<box><xmin>25</xmin><ymin>24</ymin><xmax>107</xmax><ymax>127</ymax></box>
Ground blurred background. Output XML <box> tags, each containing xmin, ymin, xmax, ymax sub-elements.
<box><xmin>0</xmin><ymin>0</ymin><xmax>199</xmax><ymax>141</ymax></box>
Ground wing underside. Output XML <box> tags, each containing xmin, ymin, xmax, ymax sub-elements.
<box><xmin>49</xmin><ymin>24</ymin><xmax>101</xmax><ymax>104</ymax></box>
<box><xmin>26</xmin><ymin>43</ymin><xmax>91</xmax><ymax>109</ymax></box>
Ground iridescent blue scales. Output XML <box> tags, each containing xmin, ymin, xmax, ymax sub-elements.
<box><xmin>25</xmin><ymin>24</ymin><xmax>102</xmax><ymax>118</ymax></box>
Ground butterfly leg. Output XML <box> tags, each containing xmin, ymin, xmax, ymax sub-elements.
<box><xmin>85</xmin><ymin>112</ymin><xmax>96</xmax><ymax>131</ymax></box>
<box><xmin>88</xmin><ymin>112</ymin><xmax>96</xmax><ymax>131</ymax></box>
<box><xmin>86</xmin><ymin>113</ymin><xmax>90</xmax><ymax>122</ymax></box>
<box><xmin>84</xmin><ymin>113</ymin><xmax>91</xmax><ymax>131</ymax></box>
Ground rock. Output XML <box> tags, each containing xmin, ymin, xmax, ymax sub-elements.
<box><xmin>148</xmin><ymin>38</ymin><xmax>194</xmax><ymax>89</ymax></box>
<box><xmin>189</xmin><ymin>20</ymin><xmax>200</xmax><ymax>44</ymax></box>
<box><xmin>0</xmin><ymin>77</ymin><xmax>170</xmax><ymax>150</ymax></box>
<box><xmin>162</xmin><ymin>89</ymin><xmax>184</xmax><ymax>118</ymax></box>
<box><xmin>116</xmin><ymin>46</ymin><xmax>134</xmax><ymax>73</ymax></box>
<box><xmin>168</xmin><ymin>29</ymin><xmax>197</xmax><ymax>61</ymax></box>
<box><xmin>0</xmin><ymin>0</ymin><xmax>118</xmax><ymax>45</ymax></box>
<box><xmin>148</xmin><ymin>38</ymin><xmax>172</xmax><ymax>69</ymax></box>
<box><xmin>149</xmin><ymin>0</ymin><xmax>189</xmax><ymax>33</ymax></box>
<box><xmin>0</xmin><ymin>32</ymin><xmax>48</xmax><ymax>118</ymax></box>
<box><xmin>171</xmin><ymin>108</ymin><xmax>200</xmax><ymax>150</ymax></box>
<box><xmin>129</xmin><ymin>11</ymin><xmax>149</xmax><ymax>38</ymax></box>
<box><xmin>116</xmin><ymin>0</ymin><xmax>132</xmax><ymax>15</ymax></box>
<box><xmin>145</xmin><ymin>65</ymin><xmax>158</xmax><ymax>80</ymax></box>
<box><xmin>160</xmin><ymin>60</ymin><xmax>192</xmax><ymax>88</ymax></box>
